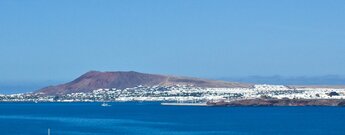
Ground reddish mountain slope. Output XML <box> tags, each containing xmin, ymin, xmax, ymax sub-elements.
<box><xmin>36</xmin><ymin>71</ymin><xmax>252</xmax><ymax>95</ymax></box>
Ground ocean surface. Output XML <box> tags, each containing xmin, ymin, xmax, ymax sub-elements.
<box><xmin>0</xmin><ymin>102</ymin><xmax>344</xmax><ymax>135</ymax></box>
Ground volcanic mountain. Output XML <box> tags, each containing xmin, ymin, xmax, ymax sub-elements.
<box><xmin>36</xmin><ymin>71</ymin><xmax>252</xmax><ymax>95</ymax></box>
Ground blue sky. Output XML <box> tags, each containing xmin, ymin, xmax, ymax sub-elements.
<box><xmin>0</xmin><ymin>0</ymin><xmax>345</xmax><ymax>83</ymax></box>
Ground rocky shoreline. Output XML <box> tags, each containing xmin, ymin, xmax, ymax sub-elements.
<box><xmin>207</xmin><ymin>99</ymin><xmax>345</xmax><ymax>106</ymax></box>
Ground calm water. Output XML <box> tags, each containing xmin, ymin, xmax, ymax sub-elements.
<box><xmin>0</xmin><ymin>102</ymin><xmax>344</xmax><ymax>135</ymax></box>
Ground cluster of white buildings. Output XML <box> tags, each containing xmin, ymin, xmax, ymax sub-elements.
<box><xmin>242</xmin><ymin>84</ymin><xmax>345</xmax><ymax>100</ymax></box>
<box><xmin>1</xmin><ymin>84</ymin><xmax>345</xmax><ymax>102</ymax></box>
<box><xmin>58</xmin><ymin>84</ymin><xmax>345</xmax><ymax>102</ymax></box>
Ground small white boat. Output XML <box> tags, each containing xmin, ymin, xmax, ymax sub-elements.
<box><xmin>101</xmin><ymin>102</ymin><xmax>111</xmax><ymax>107</ymax></box>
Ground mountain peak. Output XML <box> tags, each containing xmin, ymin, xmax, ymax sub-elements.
<box><xmin>37</xmin><ymin>71</ymin><xmax>251</xmax><ymax>95</ymax></box>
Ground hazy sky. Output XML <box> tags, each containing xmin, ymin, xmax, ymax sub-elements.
<box><xmin>1</xmin><ymin>0</ymin><xmax>345</xmax><ymax>82</ymax></box>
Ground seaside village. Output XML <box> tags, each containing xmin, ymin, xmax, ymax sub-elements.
<box><xmin>1</xmin><ymin>84</ymin><xmax>345</xmax><ymax>102</ymax></box>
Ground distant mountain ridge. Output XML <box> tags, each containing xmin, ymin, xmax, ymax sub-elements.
<box><xmin>221</xmin><ymin>75</ymin><xmax>345</xmax><ymax>85</ymax></box>
<box><xmin>37</xmin><ymin>71</ymin><xmax>251</xmax><ymax>95</ymax></box>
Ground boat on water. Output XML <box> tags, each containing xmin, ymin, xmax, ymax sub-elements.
<box><xmin>101</xmin><ymin>102</ymin><xmax>111</xmax><ymax>107</ymax></box>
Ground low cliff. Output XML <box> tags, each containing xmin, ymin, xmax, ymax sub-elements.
<box><xmin>207</xmin><ymin>99</ymin><xmax>345</xmax><ymax>106</ymax></box>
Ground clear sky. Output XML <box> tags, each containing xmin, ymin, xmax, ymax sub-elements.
<box><xmin>0</xmin><ymin>0</ymin><xmax>345</xmax><ymax>83</ymax></box>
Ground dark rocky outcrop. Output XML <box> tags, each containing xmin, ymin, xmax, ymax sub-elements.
<box><xmin>207</xmin><ymin>99</ymin><xmax>345</xmax><ymax>106</ymax></box>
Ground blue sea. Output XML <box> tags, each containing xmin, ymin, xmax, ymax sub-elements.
<box><xmin>0</xmin><ymin>102</ymin><xmax>344</xmax><ymax>135</ymax></box>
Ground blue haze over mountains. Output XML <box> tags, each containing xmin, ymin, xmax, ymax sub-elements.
<box><xmin>221</xmin><ymin>75</ymin><xmax>345</xmax><ymax>85</ymax></box>
<box><xmin>0</xmin><ymin>81</ymin><xmax>62</xmax><ymax>94</ymax></box>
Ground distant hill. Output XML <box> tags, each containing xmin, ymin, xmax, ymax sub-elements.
<box><xmin>36</xmin><ymin>71</ymin><xmax>252</xmax><ymax>95</ymax></box>
<box><xmin>221</xmin><ymin>75</ymin><xmax>345</xmax><ymax>85</ymax></box>
<box><xmin>0</xmin><ymin>81</ymin><xmax>62</xmax><ymax>94</ymax></box>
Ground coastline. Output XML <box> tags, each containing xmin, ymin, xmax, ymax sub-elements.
<box><xmin>207</xmin><ymin>99</ymin><xmax>345</xmax><ymax>107</ymax></box>
<box><xmin>161</xmin><ymin>102</ymin><xmax>208</xmax><ymax>106</ymax></box>
<box><xmin>2</xmin><ymin>99</ymin><xmax>345</xmax><ymax>107</ymax></box>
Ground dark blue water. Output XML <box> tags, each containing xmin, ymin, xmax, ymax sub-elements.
<box><xmin>0</xmin><ymin>102</ymin><xmax>344</xmax><ymax>135</ymax></box>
